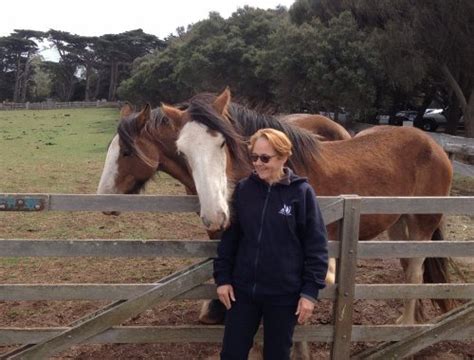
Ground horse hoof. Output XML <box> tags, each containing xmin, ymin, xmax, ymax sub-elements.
<box><xmin>199</xmin><ymin>299</ymin><xmax>226</xmax><ymax>324</ymax></box>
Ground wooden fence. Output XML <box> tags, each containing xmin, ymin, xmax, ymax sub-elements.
<box><xmin>0</xmin><ymin>194</ymin><xmax>473</xmax><ymax>359</ymax></box>
<box><xmin>0</xmin><ymin>101</ymin><xmax>119</xmax><ymax>111</ymax></box>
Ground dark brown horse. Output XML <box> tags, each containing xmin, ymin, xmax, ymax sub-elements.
<box><xmin>97</xmin><ymin>103</ymin><xmax>196</xmax><ymax>197</ymax></box>
<box><xmin>160</xmin><ymin>88</ymin><xmax>455</xmax><ymax>325</ymax></box>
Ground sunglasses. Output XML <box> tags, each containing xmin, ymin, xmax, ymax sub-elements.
<box><xmin>250</xmin><ymin>153</ymin><xmax>278</xmax><ymax>163</ymax></box>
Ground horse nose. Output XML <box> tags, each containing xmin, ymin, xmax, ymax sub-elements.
<box><xmin>219</xmin><ymin>212</ymin><xmax>229</xmax><ymax>231</ymax></box>
<box><xmin>201</xmin><ymin>216</ymin><xmax>212</xmax><ymax>229</ymax></box>
<box><xmin>201</xmin><ymin>212</ymin><xmax>228</xmax><ymax>231</ymax></box>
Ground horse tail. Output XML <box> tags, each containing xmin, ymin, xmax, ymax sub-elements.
<box><xmin>423</xmin><ymin>226</ymin><xmax>457</xmax><ymax>313</ymax></box>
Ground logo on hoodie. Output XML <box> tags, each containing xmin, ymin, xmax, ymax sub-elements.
<box><xmin>278</xmin><ymin>204</ymin><xmax>292</xmax><ymax>216</ymax></box>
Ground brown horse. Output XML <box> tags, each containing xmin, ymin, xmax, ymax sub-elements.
<box><xmin>160</xmin><ymin>88</ymin><xmax>455</xmax><ymax>326</ymax></box>
<box><xmin>97</xmin><ymin>103</ymin><xmax>196</xmax><ymax>197</ymax></box>
<box><xmin>282</xmin><ymin>113</ymin><xmax>351</xmax><ymax>141</ymax></box>
<box><xmin>97</xmin><ymin>101</ymin><xmax>352</xmax><ymax>332</ymax></box>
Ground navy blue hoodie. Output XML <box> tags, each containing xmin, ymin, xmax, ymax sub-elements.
<box><xmin>213</xmin><ymin>168</ymin><xmax>328</xmax><ymax>304</ymax></box>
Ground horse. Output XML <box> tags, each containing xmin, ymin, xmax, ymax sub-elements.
<box><xmin>281</xmin><ymin>113</ymin><xmax>351</xmax><ymax>141</ymax></box>
<box><xmin>159</xmin><ymin>88</ymin><xmax>455</xmax><ymax>327</ymax></box>
<box><xmin>97</xmin><ymin>103</ymin><xmax>196</xmax><ymax>198</ymax></box>
<box><xmin>96</xmin><ymin>101</ymin><xmax>351</xmax><ymax>325</ymax></box>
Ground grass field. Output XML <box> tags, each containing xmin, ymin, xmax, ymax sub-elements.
<box><xmin>0</xmin><ymin>108</ymin><xmax>472</xmax><ymax>359</ymax></box>
<box><xmin>0</xmin><ymin>108</ymin><xmax>206</xmax><ymax>241</ymax></box>
<box><xmin>0</xmin><ymin>108</ymin><xmax>117</xmax><ymax>193</ymax></box>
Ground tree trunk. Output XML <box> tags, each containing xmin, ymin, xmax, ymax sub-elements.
<box><xmin>108</xmin><ymin>61</ymin><xmax>119</xmax><ymax>101</ymax></box>
<box><xmin>84</xmin><ymin>66</ymin><xmax>91</xmax><ymax>101</ymax></box>
<box><xmin>94</xmin><ymin>72</ymin><xmax>101</xmax><ymax>100</ymax></box>
<box><xmin>441</xmin><ymin>64</ymin><xmax>473</xmax><ymax>138</ymax></box>
<box><xmin>66</xmin><ymin>73</ymin><xmax>75</xmax><ymax>101</ymax></box>
<box><xmin>465</xmin><ymin>88</ymin><xmax>474</xmax><ymax>138</ymax></box>
<box><xmin>20</xmin><ymin>56</ymin><xmax>33</xmax><ymax>102</ymax></box>
<box><xmin>13</xmin><ymin>55</ymin><xmax>23</xmax><ymax>102</ymax></box>
<box><xmin>445</xmin><ymin>93</ymin><xmax>462</xmax><ymax>135</ymax></box>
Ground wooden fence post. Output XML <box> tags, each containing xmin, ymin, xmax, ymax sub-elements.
<box><xmin>330</xmin><ymin>195</ymin><xmax>361</xmax><ymax>360</ymax></box>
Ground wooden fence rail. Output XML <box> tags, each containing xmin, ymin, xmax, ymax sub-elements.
<box><xmin>0</xmin><ymin>194</ymin><xmax>472</xmax><ymax>359</ymax></box>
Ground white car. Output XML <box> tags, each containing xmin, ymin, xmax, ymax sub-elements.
<box><xmin>390</xmin><ymin>109</ymin><xmax>447</xmax><ymax>132</ymax></box>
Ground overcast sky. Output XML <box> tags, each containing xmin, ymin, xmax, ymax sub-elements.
<box><xmin>1</xmin><ymin>0</ymin><xmax>295</xmax><ymax>38</ymax></box>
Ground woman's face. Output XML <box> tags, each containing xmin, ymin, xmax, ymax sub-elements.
<box><xmin>251</xmin><ymin>137</ymin><xmax>288</xmax><ymax>184</ymax></box>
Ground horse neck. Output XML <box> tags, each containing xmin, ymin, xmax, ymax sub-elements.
<box><xmin>160</xmin><ymin>157</ymin><xmax>197</xmax><ymax>193</ymax></box>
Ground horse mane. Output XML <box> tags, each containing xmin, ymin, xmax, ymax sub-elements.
<box><xmin>187</xmin><ymin>94</ymin><xmax>320</xmax><ymax>172</ymax></box>
<box><xmin>187</xmin><ymin>96</ymin><xmax>250</xmax><ymax>171</ymax></box>
<box><xmin>117</xmin><ymin>105</ymin><xmax>180</xmax><ymax>153</ymax></box>
<box><xmin>117</xmin><ymin>112</ymin><xmax>141</xmax><ymax>155</ymax></box>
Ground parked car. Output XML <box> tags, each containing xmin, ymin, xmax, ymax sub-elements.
<box><xmin>414</xmin><ymin>108</ymin><xmax>447</xmax><ymax>132</ymax></box>
<box><xmin>377</xmin><ymin>109</ymin><xmax>447</xmax><ymax>132</ymax></box>
<box><xmin>319</xmin><ymin>108</ymin><xmax>349</xmax><ymax>124</ymax></box>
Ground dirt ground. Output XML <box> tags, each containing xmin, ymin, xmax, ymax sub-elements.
<box><xmin>0</xmin><ymin>180</ymin><xmax>473</xmax><ymax>359</ymax></box>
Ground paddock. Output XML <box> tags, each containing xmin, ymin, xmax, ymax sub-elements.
<box><xmin>0</xmin><ymin>193</ymin><xmax>472</xmax><ymax>359</ymax></box>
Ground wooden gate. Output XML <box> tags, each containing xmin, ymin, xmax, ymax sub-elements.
<box><xmin>0</xmin><ymin>194</ymin><xmax>473</xmax><ymax>359</ymax></box>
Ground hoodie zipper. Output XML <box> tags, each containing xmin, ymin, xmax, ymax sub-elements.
<box><xmin>252</xmin><ymin>184</ymin><xmax>272</xmax><ymax>297</ymax></box>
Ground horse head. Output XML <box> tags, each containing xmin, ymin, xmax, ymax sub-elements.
<box><xmin>161</xmin><ymin>88</ymin><xmax>239</xmax><ymax>231</ymax></box>
<box><xmin>98</xmin><ymin>102</ymin><xmax>198</xmax><ymax>215</ymax></box>
<box><xmin>97</xmin><ymin>104</ymin><xmax>160</xmax><ymax>215</ymax></box>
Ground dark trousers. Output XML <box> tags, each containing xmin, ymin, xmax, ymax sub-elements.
<box><xmin>220</xmin><ymin>291</ymin><xmax>298</xmax><ymax>360</ymax></box>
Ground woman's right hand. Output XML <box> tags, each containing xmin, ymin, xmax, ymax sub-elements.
<box><xmin>217</xmin><ymin>284</ymin><xmax>236</xmax><ymax>310</ymax></box>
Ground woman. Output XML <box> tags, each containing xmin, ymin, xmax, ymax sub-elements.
<box><xmin>213</xmin><ymin>128</ymin><xmax>328</xmax><ymax>360</ymax></box>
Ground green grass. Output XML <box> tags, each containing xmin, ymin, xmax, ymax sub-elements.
<box><xmin>0</xmin><ymin>108</ymin><xmax>207</xmax><ymax>242</ymax></box>
<box><xmin>0</xmin><ymin>108</ymin><xmax>119</xmax><ymax>193</ymax></box>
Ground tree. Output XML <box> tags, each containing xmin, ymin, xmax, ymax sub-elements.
<box><xmin>29</xmin><ymin>55</ymin><xmax>52</xmax><ymax>101</ymax></box>
<box><xmin>119</xmin><ymin>8</ymin><xmax>288</xmax><ymax>105</ymax></box>
<box><xmin>46</xmin><ymin>30</ymin><xmax>82</xmax><ymax>101</ymax></box>
<box><xmin>95</xmin><ymin>29</ymin><xmax>164</xmax><ymax>101</ymax></box>
<box><xmin>290</xmin><ymin>0</ymin><xmax>344</xmax><ymax>25</ymax></box>
<box><xmin>69</xmin><ymin>36</ymin><xmax>99</xmax><ymax>101</ymax></box>
<box><xmin>265</xmin><ymin>11</ymin><xmax>382</xmax><ymax>116</ymax></box>
<box><xmin>348</xmin><ymin>0</ymin><xmax>474</xmax><ymax>136</ymax></box>
<box><xmin>0</xmin><ymin>30</ymin><xmax>44</xmax><ymax>102</ymax></box>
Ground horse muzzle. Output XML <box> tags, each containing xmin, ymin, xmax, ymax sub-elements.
<box><xmin>201</xmin><ymin>211</ymin><xmax>229</xmax><ymax>232</ymax></box>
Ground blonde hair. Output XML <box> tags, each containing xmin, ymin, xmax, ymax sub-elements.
<box><xmin>248</xmin><ymin>128</ymin><xmax>293</xmax><ymax>157</ymax></box>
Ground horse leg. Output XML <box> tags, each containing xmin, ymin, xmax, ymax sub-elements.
<box><xmin>290</xmin><ymin>341</ymin><xmax>311</xmax><ymax>360</ymax></box>
<box><xmin>325</xmin><ymin>258</ymin><xmax>336</xmax><ymax>285</ymax></box>
<box><xmin>390</xmin><ymin>214</ymin><xmax>452</xmax><ymax>324</ymax></box>
<box><xmin>199</xmin><ymin>227</ymin><xmax>228</xmax><ymax>325</ymax></box>
<box><xmin>387</xmin><ymin>215</ymin><xmax>424</xmax><ymax>324</ymax></box>
<box><xmin>199</xmin><ymin>299</ymin><xmax>227</xmax><ymax>324</ymax></box>
<box><xmin>396</xmin><ymin>257</ymin><xmax>425</xmax><ymax>324</ymax></box>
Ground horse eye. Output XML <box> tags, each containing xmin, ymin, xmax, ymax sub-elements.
<box><xmin>122</xmin><ymin>149</ymin><xmax>132</xmax><ymax>157</ymax></box>
<box><xmin>220</xmin><ymin>140</ymin><xmax>226</xmax><ymax>149</ymax></box>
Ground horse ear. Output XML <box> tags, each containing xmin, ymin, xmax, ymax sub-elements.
<box><xmin>213</xmin><ymin>87</ymin><xmax>231</xmax><ymax>116</ymax></box>
<box><xmin>161</xmin><ymin>103</ymin><xmax>185</xmax><ymax>127</ymax></box>
<box><xmin>120</xmin><ymin>102</ymin><xmax>135</xmax><ymax>118</ymax></box>
<box><xmin>136</xmin><ymin>103</ymin><xmax>151</xmax><ymax>130</ymax></box>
